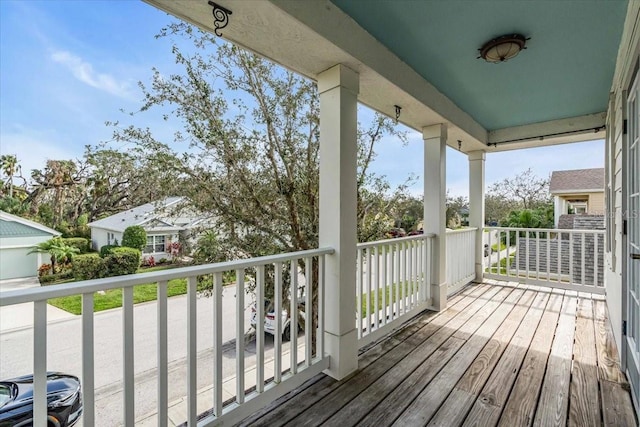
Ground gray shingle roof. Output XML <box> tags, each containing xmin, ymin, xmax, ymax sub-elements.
<box><xmin>549</xmin><ymin>168</ymin><xmax>604</xmax><ymax>193</ymax></box>
<box><xmin>0</xmin><ymin>211</ymin><xmax>61</xmax><ymax>238</ymax></box>
<box><xmin>87</xmin><ymin>197</ymin><xmax>186</xmax><ymax>233</ymax></box>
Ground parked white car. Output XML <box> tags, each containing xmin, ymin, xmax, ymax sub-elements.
<box><xmin>250</xmin><ymin>298</ymin><xmax>305</xmax><ymax>341</ymax></box>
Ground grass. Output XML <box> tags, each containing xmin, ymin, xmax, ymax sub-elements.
<box><xmin>48</xmin><ymin>279</ymin><xmax>188</xmax><ymax>315</ymax></box>
<box><xmin>485</xmin><ymin>254</ymin><xmax>516</xmax><ymax>275</ymax></box>
<box><xmin>359</xmin><ymin>281</ymin><xmax>418</xmax><ymax>318</ymax></box>
<box><xmin>491</xmin><ymin>242</ymin><xmax>508</xmax><ymax>252</ymax></box>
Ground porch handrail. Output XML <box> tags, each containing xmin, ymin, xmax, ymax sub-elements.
<box><xmin>0</xmin><ymin>247</ymin><xmax>334</xmax><ymax>427</ymax></box>
<box><xmin>484</xmin><ymin>226</ymin><xmax>605</xmax><ymax>294</ymax></box>
<box><xmin>0</xmin><ymin>247</ymin><xmax>335</xmax><ymax>306</ymax></box>
<box><xmin>355</xmin><ymin>234</ymin><xmax>434</xmax><ymax>348</ymax></box>
<box><xmin>445</xmin><ymin>228</ymin><xmax>477</xmax><ymax>296</ymax></box>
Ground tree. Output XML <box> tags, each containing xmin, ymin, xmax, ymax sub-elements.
<box><xmin>109</xmin><ymin>23</ymin><xmax>409</xmax><ymax>348</ymax></box>
<box><xmin>488</xmin><ymin>168</ymin><xmax>552</xmax><ymax>210</ymax></box>
<box><xmin>122</xmin><ymin>226</ymin><xmax>147</xmax><ymax>251</ymax></box>
<box><xmin>446</xmin><ymin>193</ymin><xmax>468</xmax><ymax>229</ymax></box>
<box><xmin>28</xmin><ymin>237</ymin><xmax>80</xmax><ymax>273</ymax></box>
<box><xmin>485</xmin><ymin>194</ymin><xmax>518</xmax><ymax>225</ymax></box>
<box><xmin>0</xmin><ymin>154</ymin><xmax>20</xmax><ymax>198</ymax></box>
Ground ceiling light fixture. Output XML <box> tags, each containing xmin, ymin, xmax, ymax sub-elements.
<box><xmin>478</xmin><ymin>34</ymin><xmax>528</xmax><ymax>63</ymax></box>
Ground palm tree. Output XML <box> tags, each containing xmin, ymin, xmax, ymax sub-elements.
<box><xmin>28</xmin><ymin>238</ymin><xmax>80</xmax><ymax>273</ymax></box>
<box><xmin>0</xmin><ymin>154</ymin><xmax>19</xmax><ymax>198</ymax></box>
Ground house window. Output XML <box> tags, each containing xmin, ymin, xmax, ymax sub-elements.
<box><xmin>144</xmin><ymin>235</ymin><xmax>166</xmax><ymax>253</ymax></box>
<box><xmin>107</xmin><ymin>232</ymin><xmax>115</xmax><ymax>245</ymax></box>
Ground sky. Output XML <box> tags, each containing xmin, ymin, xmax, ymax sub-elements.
<box><xmin>0</xmin><ymin>1</ymin><xmax>605</xmax><ymax>199</ymax></box>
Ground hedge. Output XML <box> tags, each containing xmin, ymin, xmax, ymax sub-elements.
<box><xmin>40</xmin><ymin>271</ymin><xmax>73</xmax><ymax>284</ymax></box>
<box><xmin>105</xmin><ymin>247</ymin><xmax>141</xmax><ymax>276</ymax></box>
<box><xmin>62</xmin><ymin>237</ymin><xmax>91</xmax><ymax>254</ymax></box>
<box><xmin>100</xmin><ymin>245</ymin><xmax>119</xmax><ymax>257</ymax></box>
<box><xmin>72</xmin><ymin>254</ymin><xmax>108</xmax><ymax>280</ymax></box>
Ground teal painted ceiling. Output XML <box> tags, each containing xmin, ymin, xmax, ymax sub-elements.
<box><xmin>331</xmin><ymin>0</ymin><xmax>627</xmax><ymax>130</ymax></box>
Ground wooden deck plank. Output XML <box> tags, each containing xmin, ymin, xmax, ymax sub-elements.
<box><xmin>532</xmin><ymin>293</ymin><xmax>578</xmax><ymax>427</ymax></box>
<box><xmin>429</xmin><ymin>290</ymin><xmax>550</xmax><ymax>427</ymax></box>
<box><xmin>242</xmin><ymin>282</ymin><xmax>638</xmax><ymax>427</ymax></box>
<box><xmin>568</xmin><ymin>298</ymin><xmax>600</xmax><ymax>427</ymax></box>
<box><xmin>601</xmin><ymin>379</ymin><xmax>638</xmax><ymax>426</ymax></box>
<box><xmin>497</xmin><ymin>291</ymin><xmax>564</xmax><ymax>427</ymax></box>
<box><xmin>244</xmin><ymin>283</ymin><xmax>489</xmax><ymax>427</ymax></box>
<box><xmin>389</xmin><ymin>288</ymin><xmax>528</xmax><ymax>426</ymax></box>
<box><xmin>354</xmin><ymin>286</ymin><xmax>521</xmax><ymax>427</ymax></box>
<box><xmin>286</xmin><ymin>286</ymin><xmax>510</xmax><ymax>426</ymax></box>
<box><xmin>593</xmin><ymin>299</ymin><xmax>627</xmax><ymax>384</ymax></box>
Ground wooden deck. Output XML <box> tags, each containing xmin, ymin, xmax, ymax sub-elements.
<box><xmin>239</xmin><ymin>280</ymin><xmax>637</xmax><ymax>427</ymax></box>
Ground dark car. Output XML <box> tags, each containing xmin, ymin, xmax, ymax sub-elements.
<box><xmin>0</xmin><ymin>373</ymin><xmax>82</xmax><ymax>427</ymax></box>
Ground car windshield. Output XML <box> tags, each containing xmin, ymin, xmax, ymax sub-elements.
<box><xmin>0</xmin><ymin>384</ymin><xmax>12</xmax><ymax>408</ymax></box>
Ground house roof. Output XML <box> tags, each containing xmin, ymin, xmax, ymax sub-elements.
<box><xmin>549</xmin><ymin>168</ymin><xmax>605</xmax><ymax>194</ymax></box>
<box><xmin>87</xmin><ymin>197</ymin><xmax>193</xmax><ymax>233</ymax></box>
<box><xmin>0</xmin><ymin>211</ymin><xmax>61</xmax><ymax>238</ymax></box>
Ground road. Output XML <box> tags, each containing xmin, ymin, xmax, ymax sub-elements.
<box><xmin>0</xmin><ymin>285</ymin><xmax>257</xmax><ymax>426</ymax></box>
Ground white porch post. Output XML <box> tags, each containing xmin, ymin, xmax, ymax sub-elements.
<box><xmin>423</xmin><ymin>124</ymin><xmax>447</xmax><ymax>310</ymax></box>
<box><xmin>318</xmin><ymin>64</ymin><xmax>359</xmax><ymax>380</ymax></box>
<box><xmin>468</xmin><ymin>150</ymin><xmax>486</xmax><ymax>281</ymax></box>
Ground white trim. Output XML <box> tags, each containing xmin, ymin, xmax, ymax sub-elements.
<box><xmin>0</xmin><ymin>211</ymin><xmax>60</xmax><ymax>236</ymax></box>
<box><xmin>0</xmin><ymin>244</ymin><xmax>42</xmax><ymax>250</ymax></box>
<box><xmin>487</xmin><ymin>112</ymin><xmax>607</xmax><ymax>151</ymax></box>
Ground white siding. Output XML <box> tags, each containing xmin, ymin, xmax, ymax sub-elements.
<box><xmin>90</xmin><ymin>228</ymin><xmax>123</xmax><ymax>251</ymax></box>
<box><xmin>605</xmin><ymin>1</ymin><xmax>640</xmax><ymax>354</ymax></box>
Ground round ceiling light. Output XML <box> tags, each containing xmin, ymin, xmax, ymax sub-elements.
<box><xmin>478</xmin><ymin>34</ymin><xmax>528</xmax><ymax>63</ymax></box>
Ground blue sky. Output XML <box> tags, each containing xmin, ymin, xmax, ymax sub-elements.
<box><xmin>0</xmin><ymin>1</ymin><xmax>604</xmax><ymax>198</ymax></box>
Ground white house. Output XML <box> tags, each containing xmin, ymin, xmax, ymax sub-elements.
<box><xmin>0</xmin><ymin>211</ymin><xmax>60</xmax><ymax>280</ymax></box>
<box><xmin>87</xmin><ymin>197</ymin><xmax>204</xmax><ymax>260</ymax></box>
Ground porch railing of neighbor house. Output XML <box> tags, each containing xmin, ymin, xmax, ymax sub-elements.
<box><xmin>0</xmin><ymin>248</ymin><xmax>333</xmax><ymax>427</ymax></box>
<box><xmin>484</xmin><ymin>226</ymin><xmax>605</xmax><ymax>294</ymax></box>
<box><xmin>445</xmin><ymin>228</ymin><xmax>477</xmax><ymax>296</ymax></box>
<box><xmin>355</xmin><ymin>233</ymin><xmax>435</xmax><ymax>348</ymax></box>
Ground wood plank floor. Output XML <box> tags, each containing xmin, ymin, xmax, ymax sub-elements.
<box><xmin>239</xmin><ymin>280</ymin><xmax>638</xmax><ymax>427</ymax></box>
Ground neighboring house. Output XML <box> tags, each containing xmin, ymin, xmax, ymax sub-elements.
<box><xmin>550</xmin><ymin>168</ymin><xmax>605</xmax><ymax>227</ymax></box>
<box><xmin>87</xmin><ymin>197</ymin><xmax>206</xmax><ymax>260</ymax></box>
<box><xmin>0</xmin><ymin>211</ymin><xmax>61</xmax><ymax>280</ymax></box>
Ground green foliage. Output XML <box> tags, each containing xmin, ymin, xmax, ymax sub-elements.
<box><xmin>100</xmin><ymin>245</ymin><xmax>119</xmax><ymax>257</ymax></box>
<box><xmin>40</xmin><ymin>271</ymin><xmax>74</xmax><ymax>284</ymax></box>
<box><xmin>29</xmin><ymin>237</ymin><xmax>80</xmax><ymax>272</ymax></box>
<box><xmin>122</xmin><ymin>226</ymin><xmax>147</xmax><ymax>251</ymax></box>
<box><xmin>62</xmin><ymin>237</ymin><xmax>91</xmax><ymax>254</ymax></box>
<box><xmin>72</xmin><ymin>254</ymin><xmax>108</xmax><ymax>280</ymax></box>
<box><xmin>193</xmin><ymin>231</ymin><xmax>222</xmax><ymax>264</ymax></box>
<box><xmin>104</xmin><ymin>247</ymin><xmax>141</xmax><ymax>276</ymax></box>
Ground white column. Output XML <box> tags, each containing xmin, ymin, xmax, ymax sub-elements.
<box><xmin>554</xmin><ymin>196</ymin><xmax>564</xmax><ymax>227</ymax></box>
<box><xmin>423</xmin><ymin>124</ymin><xmax>447</xmax><ymax>310</ymax></box>
<box><xmin>468</xmin><ymin>150</ymin><xmax>486</xmax><ymax>281</ymax></box>
<box><xmin>318</xmin><ymin>64</ymin><xmax>358</xmax><ymax>380</ymax></box>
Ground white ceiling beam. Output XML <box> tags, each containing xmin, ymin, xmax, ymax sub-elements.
<box><xmin>486</xmin><ymin>112</ymin><xmax>606</xmax><ymax>152</ymax></box>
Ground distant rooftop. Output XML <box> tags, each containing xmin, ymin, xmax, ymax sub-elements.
<box><xmin>549</xmin><ymin>168</ymin><xmax>604</xmax><ymax>193</ymax></box>
<box><xmin>87</xmin><ymin>197</ymin><xmax>185</xmax><ymax>232</ymax></box>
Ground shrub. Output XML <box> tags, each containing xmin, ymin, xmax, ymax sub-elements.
<box><xmin>158</xmin><ymin>258</ymin><xmax>168</xmax><ymax>264</ymax></box>
<box><xmin>40</xmin><ymin>271</ymin><xmax>73</xmax><ymax>284</ymax></box>
<box><xmin>62</xmin><ymin>237</ymin><xmax>91</xmax><ymax>254</ymax></box>
<box><xmin>122</xmin><ymin>226</ymin><xmax>147</xmax><ymax>251</ymax></box>
<box><xmin>144</xmin><ymin>256</ymin><xmax>156</xmax><ymax>267</ymax></box>
<box><xmin>38</xmin><ymin>264</ymin><xmax>52</xmax><ymax>277</ymax></box>
<box><xmin>105</xmin><ymin>247</ymin><xmax>141</xmax><ymax>276</ymax></box>
<box><xmin>72</xmin><ymin>254</ymin><xmax>108</xmax><ymax>281</ymax></box>
<box><xmin>100</xmin><ymin>245</ymin><xmax>119</xmax><ymax>257</ymax></box>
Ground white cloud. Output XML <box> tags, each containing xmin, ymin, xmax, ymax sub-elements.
<box><xmin>51</xmin><ymin>50</ymin><xmax>133</xmax><ymax>99</ymax></box>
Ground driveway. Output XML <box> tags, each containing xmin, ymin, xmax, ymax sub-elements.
<box><xmin>0</xmin><ymin>277</ymin><xmax>75</xmax><ymax>332</ymax></box>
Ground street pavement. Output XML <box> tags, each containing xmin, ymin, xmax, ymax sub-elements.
<box><xmin>0</xmin><ymin>284</ymin><xmax>254</xmax><ymax>426</ymax></box>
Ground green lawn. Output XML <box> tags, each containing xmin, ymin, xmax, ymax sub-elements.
<box><xmin>485</xmin><ymin>254</ymin><xmax>515</xmax><ymax>275</ymax></box>
<box><xmin>48</xmin><ymin>279</ymin><xmax>188</xmax><ymax>315</ymax></box>
<box><xmin>360</xmin><ymin>281</ymin><xmax>419</xmax><ymax>318</ymax></box>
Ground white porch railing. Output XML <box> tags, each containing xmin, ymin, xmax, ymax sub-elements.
<box><xmin>445</xmin><ymin>228</ymin><xmax>477</xmax><ymax>296</ymax></box>
<box><xmin>355</xmin><ymin>234</ymin><xmax>435</xmax><ymax>348</ymax></box>
<box><xmin>0</xmin><ymin>248</ymin><xmax>332</xmax><ymax>427</ymax></box>
<box><xmin>484</xmin><ymin>226</ymin><xmax>605</xmax><ymax>294</ymax></box>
